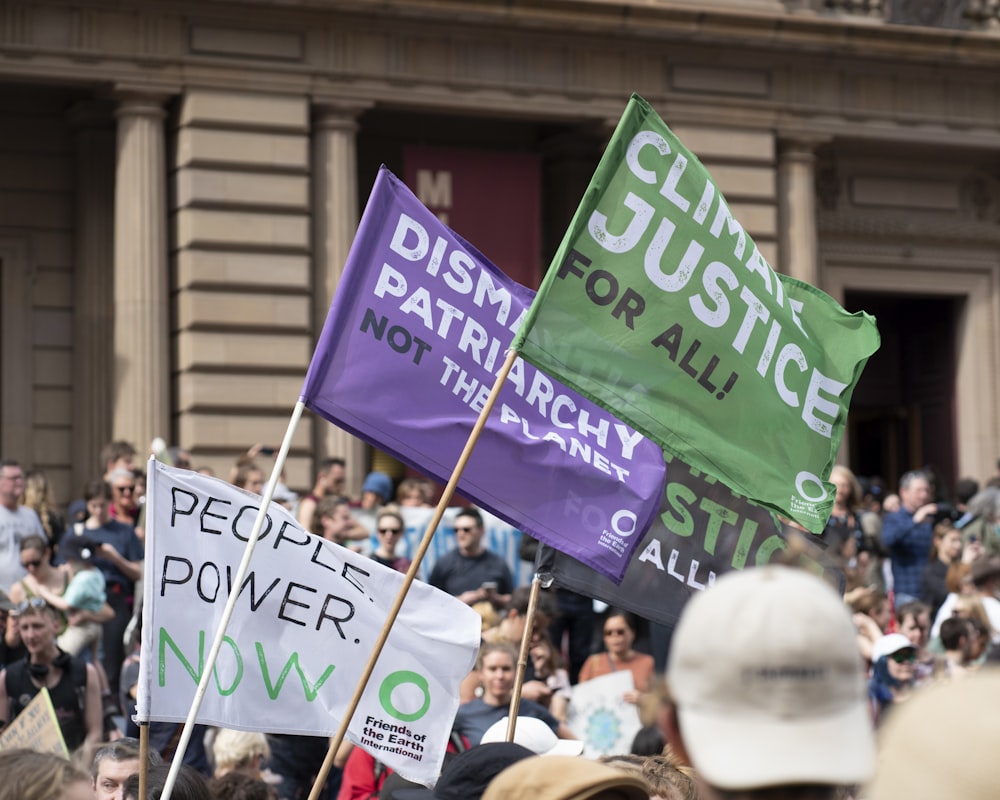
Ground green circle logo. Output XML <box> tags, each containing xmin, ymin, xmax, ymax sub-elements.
<box><xmin>379</xmin><ymin>671</ymin><xmax>431</xmax><ymax>722</ymax></box>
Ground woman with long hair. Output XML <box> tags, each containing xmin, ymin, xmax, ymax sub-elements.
<box><xmin>369</xmin><ymin>505</ymin><xmax>411</xmax><ymax>572</ymax></box>
<box><xmin>452</xmin><ymin>641</ymin><xmax>576</xmax><ymax>745</ymax></box>
<box><xmin>578</xmin><ymin>609</ymin><xmax>655</xmax><ymax>703</ymax></box>
<box><xmin>824</xmin><ymin>464</ymin><xmax>871</xmax><ymax>590</ymax></box>
<box><xmin>825</xmin><ymin>465</ymin><xmax>864</xmax><ymax>543</ymax></box>
<box><xmin>5</xmin><ymin>535</ymin><xmax>70</xmax><ymax>653</ymax></box>
<box><xmin>528</xmin><ymin>631</ymin><xmax>571</xmax><ymax>722</ymax></box>
<box><xmin>920</xmin><ymin>520</ymin><xmax>963</xmax><ymax>619</ymax></box>
<box><xmin>21</xmin><ymin>469</ymin><xmax>65</xmax><ymax>551</ymax></box>
<box><xmin>846</xmin><ymin>586</ymin><xmax>893</xmax><ymax>666</ymax></box>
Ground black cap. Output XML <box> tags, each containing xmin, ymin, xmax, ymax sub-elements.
<box><xmin>395</xmin><ymin>743</ymin><xmax>535</xmax><ymax>800</ymax></box>
<box><xmin>61</xmin><ymin>535</ymin><xmax>100</xmax><ymax>562</ymax></box>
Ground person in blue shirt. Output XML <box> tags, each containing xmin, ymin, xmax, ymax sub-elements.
<box><xmin>881</xmin><ymin>470</ymin><xmax>939</xmax><ymax>606</ymax></box>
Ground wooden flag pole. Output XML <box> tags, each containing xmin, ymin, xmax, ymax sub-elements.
<box><xmin>139</xmin><ymin>722</ymin><xmax>149</xmax><ymax>800</ymax></box>
<box><xmin>505</xmin><ymin>572</ymin><xmax>542</xmax><ymax>742</ymax></box>
<box><xmin>306</xmin><ymin>347</ymin><xmax>519</xmax><ymax>800</ymax></box>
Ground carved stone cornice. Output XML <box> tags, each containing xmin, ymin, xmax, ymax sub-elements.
<box><xmin>818</xmin><ymin>210</ymin><xmax>1000</xmax><ymax>244</ymax></box>
<box><xmin>311</xmin><ymin>97</ymin><xmax>375</xmax><ymax>132</ymax></box>
<box><xmin>113</xmin><ymin>83</ymin><xmax>178</xmax><ymax>112</ymax></box>
<box><xmin>2</xmin><ymin>1</ymin><xmax>1000</xmax><ymax>139</ymax></box>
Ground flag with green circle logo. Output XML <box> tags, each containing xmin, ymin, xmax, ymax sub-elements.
<box><xmin>513</xmin><ymin>94</ymin><xmax>879</xmax><ymax>532</ymax></box>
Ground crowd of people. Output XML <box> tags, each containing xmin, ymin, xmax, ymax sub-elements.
<box><xmin>1</xmin><ymin>440</ymin><xmax>999</xmax><ymax>799</ymax></box>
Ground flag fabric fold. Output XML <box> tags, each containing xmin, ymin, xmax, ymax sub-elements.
<box><xmin>137</xmin><ymin>461</ymin><xmax>481</xmax><ymax>786</ymax></box>
<box><xmin>513</xmin><ymin>94</ymin><xmax>879</xmax><ymax>532</ymax></box>
<box><xmin>537</xmin><ymin>455</ymin><xmax>842</xmax><ymax>628</ymax></box>
<box><xmin>300</xmin><ymin>167</ymin><xmax>666</xmax><ymax>582</ymax></box>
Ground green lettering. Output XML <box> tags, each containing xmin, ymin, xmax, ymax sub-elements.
<box><xmin>256</xmin><ymin>643</ymin><xmax>335</xmax><ymax>701</ymax></box>
<box><xmin>661</xmin><ymin>482</ymin><xmax>696</xmax><ymax>537</ymax></box>
<box><xmin>755</xmin><ymin>534</ymin><xmax>787</xmax><ymax>565</ymax></box>
<box><xmin>699</xmin><ymin>498</ymin><xmax>738</xmax><ymax>555</ymax></box>
<box><xmin>158</xmin><ymin>627</ymin><xmax>243</xmax><ymax>695</ymax></box>
<box><xmin>731</xmin><ymin>518</ymin><xmax>758</xmax><ymax>570</ymax></box>
<box><xmin>215</xmin><ymin>636</ymin><xmax>243</xmax><ymax>696</ymax></box>
<box><xmin>159</xmin><ymin>627</ymin><xmax>203</xmax><ymax>686</ymax></box>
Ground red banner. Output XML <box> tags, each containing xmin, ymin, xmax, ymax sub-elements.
<box><xmin>404</xmin><ymin>146</ymin><xmax>541</xmax><ymax>288</ymax></box>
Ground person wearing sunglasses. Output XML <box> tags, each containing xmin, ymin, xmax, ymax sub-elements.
<box><xmin>868</xmin><ymin>632</ymin><xmax>919</xmax><ymax>726</ymax></box>
<box><xmin>428</xmin><ymin>508</ymin><xmax>512</xmax><ymax>609</ymax></box>
<box><xmin>370</xmin><ymin>506</ymin><xmax>411</xmax><ymax>573</ymax></box>
<box><xmin>108</xmin><ymin>468</ymin><xmax>140</xmax><ymax>526</ymax></box>
<box><xmin>578</xmin><ymin>609</ymin><xmax>654</xmax><ymax>704</ymax></box>
<box><xmin>5</xmin><ymin>536</ymin><xmax>71</xmax><ymax>660</ymax></box>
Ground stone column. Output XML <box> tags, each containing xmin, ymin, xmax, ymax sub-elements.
<box><xmin>113</xmin><ymin>90</ymin><xmax>171</xmax><ymax>454</ymax></box>
<box><xmin>777</xmin><ymin>136</ymin><xmax>828</xmax><ymax>287</ymax></box>
<box><xmin>311</xmin><ymin>100</ymin><xmax>372</xmax><ymax>496</ymax></box>
<box><xmin>69</xmin><ymin>101</ymin><xmax>115</xmax><ymax>488</ymax></box>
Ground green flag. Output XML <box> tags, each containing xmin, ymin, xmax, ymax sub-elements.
<box><xmin>512</xmin><ymin>95</ymin><xmax>879</xmax><ymax>532</ymax></box>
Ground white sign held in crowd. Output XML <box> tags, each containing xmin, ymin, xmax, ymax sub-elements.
<box><xmin>136</xmin><ymin>461</ymin><xmax>482</xmax><ymax>785</ymax></box>
<box><xmin>567</xmin><ymin>671</ymin><xmax>642</xmax><ymax>758</ymax></box>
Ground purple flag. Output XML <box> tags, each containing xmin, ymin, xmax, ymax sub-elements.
<box><xmin>301</xmin><ymin>167</ymin><xmax>666</xmax><ymax>582</ymax></box>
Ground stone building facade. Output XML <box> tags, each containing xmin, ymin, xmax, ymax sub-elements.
<box><xmin>1</xmin><ymin>0</ymin><xmax>998</xmax><ymax>501</ymax></box>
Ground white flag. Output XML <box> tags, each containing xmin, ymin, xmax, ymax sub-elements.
<box><xmin>137</xmin><ymin>461</ymin><xmax>481</xmax><ymax>785</ymax></box>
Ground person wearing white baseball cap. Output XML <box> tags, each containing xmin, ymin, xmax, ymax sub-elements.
<box><xmin>481</xmin><ymin>716</ymin><xmax>585</xmax><ymax>757</ymax></box>
<box><xmin>663</xmin><ymin>565</ymin><xmax>876</xmax><ymax>798</ymax></box>
<box><xmin>867</xmin><ymin>670</ymin><xmax>1000</xmax><ymax>800</ymax></box>
<box><xmin>867</xmin><ymin>632</ymin><xmax>918</xmax><ymax>726</ymax></box>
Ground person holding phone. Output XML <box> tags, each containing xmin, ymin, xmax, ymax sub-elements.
<box><xmin>428</xmin><ymin>508</ymin><xmax>512</xmax><ymax>609</ymax></box>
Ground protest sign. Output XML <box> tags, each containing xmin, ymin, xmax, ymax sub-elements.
<box><xmin>137</xmin><ymin>461</ymin><xmax>481</xmax><ymax>785</ymax></box>
<box><xmin>0</xmin><ymin>688</ymin><xmax>68</xmax><ymax>757</ymax></box>
<box><xmin>300</xmin><ymin>167</ymin><xmax>666</xmax><ymax>582</ymax></box>
<box><xmin>513</xmin><ymin>94</ymin><xmax>879</xmax><ymax>532</ymax></box>
<box><xmin>567</xmin><ymin>672</ymin><xmax>641</xmax><ymax>758</ymax></box>
<box><xmin>539</xmin><ymin>455</ymin><xmax>842</xmax><ymax>628</ymax></box>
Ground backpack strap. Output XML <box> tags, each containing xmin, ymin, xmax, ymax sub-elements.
<box><xmin>4</xmin><ymin>655</ymin><xmax>88</xmax><ymax>724</ymax></box>
<box><xmin>69</xmin><ymin>656</ymin><xmax>88</xmax><ymax>718</ymax></box>
<box><xmin>52</xmin><ymin>649</ymin><xmax>88</xmax><ymax>718</ymax></box>
<box><xmin>4</xmin><ymin>660</ymin><xmax>31</xmax><ymax>721</ymax></box>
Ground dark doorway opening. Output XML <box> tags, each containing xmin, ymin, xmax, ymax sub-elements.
<box><xmin>843</xmin><ymin>291</ymin><xmax>961</xmax><ymax>499</ymax></box>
